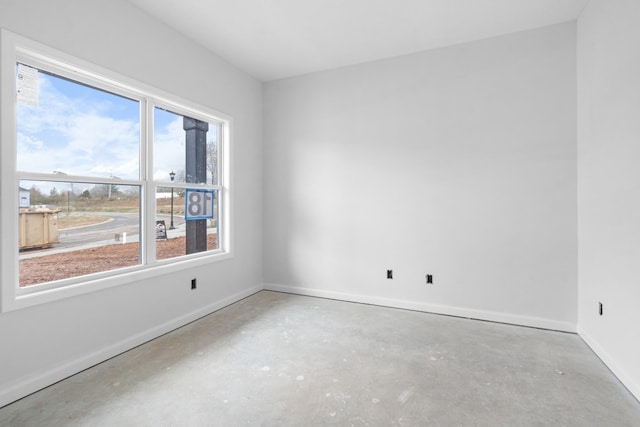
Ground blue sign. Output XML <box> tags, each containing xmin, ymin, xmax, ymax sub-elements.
<box><xmin>185</xmin><ymin>189</ymin><xmax>214</xmax><ymax>220</ymax></box>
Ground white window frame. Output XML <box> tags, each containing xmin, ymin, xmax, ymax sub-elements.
<box><xmin>0</xmin><ymin>29</ymin><xmax>233</xmax><ymax>312</ymax></box>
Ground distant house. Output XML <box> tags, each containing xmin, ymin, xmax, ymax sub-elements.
<box><xmin>19</xmin><ymin>186</ymin><xmax>30</xmax><ymax>208</ymax></box>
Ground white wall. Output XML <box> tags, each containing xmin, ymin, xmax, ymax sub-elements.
<box><xmin>0</xmin><ymin>0</ymin><xmax>262</xmax><ymax>406</ymax></box>
<box><xmin>11</xmin><ymin>0</ymin><xmax>637</xmax><ymax>408</ymax></box>
<box><xmin>577</xmin><ymin>0</ymin><xmax>640</xmax><ymax>400</ymax></box>
<box><xmin>264</xmin><ymin>23</ymin><xmax>578</xmax><ymax>332</ymax></box>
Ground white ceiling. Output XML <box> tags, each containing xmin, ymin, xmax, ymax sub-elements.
<box><xmin>127</xmin><ymin>0</ymin><xmax>589</xmax><ymax>82</ymax></box>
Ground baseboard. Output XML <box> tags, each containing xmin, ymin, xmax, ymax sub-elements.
<box><xmin>264</xmin><ymin>283</ymin><xmax>577</xmax><ymax>333</ymax></box>
<box><xmin>578</xmin><ymin>327</ymin><xmax>640</xmax><ymax>402</ymax></box>
<box><xmin>0</xmin><ymin>284</ymin><xmax>263</xmax><ymax>408</ymax></box>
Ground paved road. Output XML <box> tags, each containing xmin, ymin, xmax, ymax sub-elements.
<box><xmin>20</xmin><ymin>213</ymin><xmax>189</xmax><ymax>259</ymax></box>
<box><xmin>56</xmin><ymin>212</ymin><xmax>185</xmax><ymax>249</ymax></box>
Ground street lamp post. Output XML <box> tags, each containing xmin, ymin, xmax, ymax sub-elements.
<box><xmin>169</xmin><ymin>170</ymin><xmax>176</xmax><ymax>230</ymax></box>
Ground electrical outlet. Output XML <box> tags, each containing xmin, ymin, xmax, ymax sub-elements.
<box><xmin>426</xmin><ymin>274</ymin><xmax>433</xmax><ymax>284</ymax></box>
<box><xmin>599</xmin><ymin>302</ymin><xmax>603</xmax><ymax>316</ymax></box>
<box><xmin>191</xmin><ymin>278</ymin><xmax>197</xmax><ymax>290</ymax></box>
<box><xmin>387</xmin><ymin>270</ymin><xmax>393</xmax><ymax>279</ymax></box>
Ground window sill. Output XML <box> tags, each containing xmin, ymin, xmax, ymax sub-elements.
<box><xmin>3</xmin><ymin>250</ymin><xmax>233</xmax><ymax>312</ymax></box>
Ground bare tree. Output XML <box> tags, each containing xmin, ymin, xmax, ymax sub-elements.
<box><xmin>207</xmin><ymin>139</ymin><xmax>218</xmax><ymax>184</ymax></box>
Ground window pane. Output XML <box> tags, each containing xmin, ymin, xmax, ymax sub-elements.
<box><xmin>19</xmin><ymin>180</ymin><xmax>141</xmax><ymax>287</ymax></box>
<box><xmin>153</xmin><ymin>107</ymin><xmax>219</xmax><ymax>185</ymax></box>
<box><xmin>155</xmin><ymin>187</ymin><xmax>218</xmax><ymax>260</ymax></box>
<box><xmin>16</xmin><ymin>63</ymin><xmax>140</xmax><ymax>179</ymax></box>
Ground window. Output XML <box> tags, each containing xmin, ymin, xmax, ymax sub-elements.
<box><xmin>153</xmin><ymin>106</ymin><xmax>221</xmax><ymax>261</ymax></box>
<box><xmin>1</xmin><ymin>30</ymin><xmax>231</xmax><ymax>311</ymax></box>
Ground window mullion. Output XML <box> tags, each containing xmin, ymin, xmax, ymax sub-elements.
<box><xmin>142</xmin><ymin>98</ymin><xmax>157</xmax><ymax>266</ymax></box>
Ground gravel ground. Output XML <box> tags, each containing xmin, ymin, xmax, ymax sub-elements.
<box><xmin>19</xmin><ymin>234</ymin><xmax>217</xmax><ymax>287</ymax></box>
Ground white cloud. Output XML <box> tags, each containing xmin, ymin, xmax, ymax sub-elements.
<box><xmin>17</xmin><ymin>133</ymin><xmax>44</xmax><ymax>150</ymax></box>
<box><xmin>153</xmin><ymin>115</ymin><xmax>185</xmax><ymax>181</ymax></box>
<box><xmin>17</xmin><ymin>72</ymin><xmax>217</xmax><ymax>185</ymax></box>
<box><xmin>152</xmin><ymin>113</ymin><xmax>219</xmax><ymax>184</ymax></box>
<box><xmin>17</xmin><ymin>72</ymin><xmax>140</xmax><ymax>179</ymax></box>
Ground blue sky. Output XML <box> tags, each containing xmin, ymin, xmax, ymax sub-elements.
<box><xmin>16</xmin><ymin>65</ymin><xmax>217</xmax><ymax>185</ymax></box>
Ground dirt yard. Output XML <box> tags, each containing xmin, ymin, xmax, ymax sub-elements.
<box><xmin>19</xmin><ymin>234</ymin><xmax>217</xmax><ymax>287</ymax></box>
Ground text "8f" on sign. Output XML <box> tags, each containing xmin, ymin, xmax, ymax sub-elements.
<box><xmin>185</xmin><ymin>189</ymin><xmax>214</xmax><ymax>220</ymax></box>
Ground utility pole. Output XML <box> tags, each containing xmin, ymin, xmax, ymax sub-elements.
<box><xmin>184</xmin><ymin>117</ymin><xmax>208</xmax><ymax>254</ymax></box>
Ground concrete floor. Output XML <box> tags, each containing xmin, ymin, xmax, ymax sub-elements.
<box><xmin>1</xmin><ymin>291</ymin><xmax>639</xmax><ymax>426</ymax></box>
